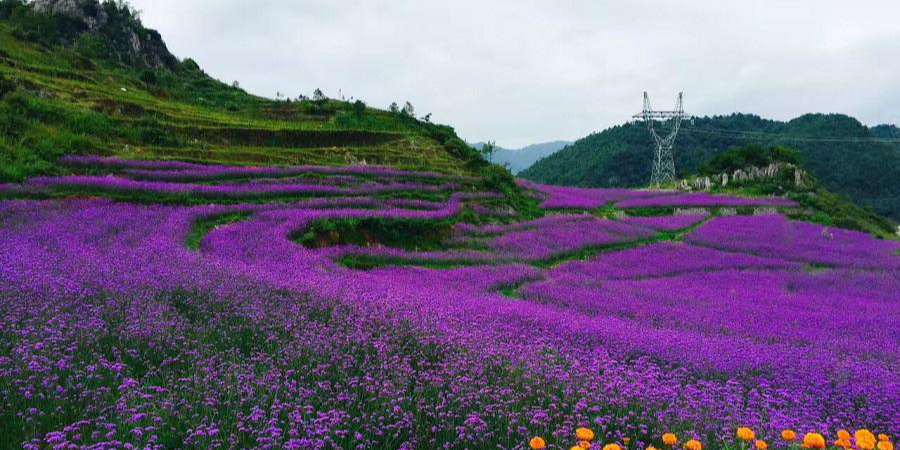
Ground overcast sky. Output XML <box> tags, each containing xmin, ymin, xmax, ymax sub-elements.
<box><xmin>128</xmin><ymin>0</ymin><xmax>900</xmax><ymax>148</ymax></box>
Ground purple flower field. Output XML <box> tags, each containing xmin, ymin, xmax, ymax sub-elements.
<box><xmin>619</xmin><ymin>213</ymin><xmax>709</xmax><ymax>231</ymax></box>
<box><xmin>615</xmin><ymin>192</ymin><xmax>798</xmax><ymax>208</ymax></box>
<box><xmin>14</xmin><ymin>175</ymin><xmax>454</xmax><ymax>198</ymax></box>
<box><xmin>518</xmin><ymin>180</ymin><xmax>676</xmax><ymax>209</ymax></box>
<box><xmin>1</xmin><ymin>159</ymin><xmax>898</xmax><ymax>450</ymax></box>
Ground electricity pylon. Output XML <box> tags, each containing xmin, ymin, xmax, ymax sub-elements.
<box><xmin>632</xmin><ymin>92</ymin><xmax>688</xmax><ymax>187</ymax></box>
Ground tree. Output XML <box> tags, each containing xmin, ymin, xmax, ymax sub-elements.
<box><xmin>389</xmin><ymin>102</ymin><xmax>400</xmax><ymax>114</ymax></box>
<box><xmin>480</xmin><ymin>141</ymin><xmax>497</xmax><ymax>162</ymax></box>
<box><xmin>352</xmin><ymin>100</ymin><xmax>366</xmax><ymax>118</ymax></box>
<box><xmin>139</xmin><ymin>69</ymin><xmax>157</xmax><ymax>84</ymax></box>
<box><xmin>400</xmin><ymin>101</ymin><xmax>415</xmax><ymax>117</ymax></box>
<box><xmin>309</xmin><ymin>88</ymin><xmax>328</xmax><ymax>114</ymax></box>
<box><xmin>422</xmin><ymin>113</ymin><xmax>432</xmax><ymax>123</ymax></box>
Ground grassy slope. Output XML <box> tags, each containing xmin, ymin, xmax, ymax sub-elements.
<box><xmin>0</xmin><ymin>21</ymin><xmax>482</xmax><ymax>181</ymax></box>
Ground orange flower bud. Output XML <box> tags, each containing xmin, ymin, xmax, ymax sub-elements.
<box><xmin>530</xmin><ymin>437</ymin><xmax>547</xmax><ymax>450</ymax></box>
<box><xmin>803</xmin><ymin>433</ymin><xmax>826</xmax><ymax>449</ymax></box>
<box><xmin>663</xmin><ymin>433</ymin><xmax>678</xmax><ymax>446</ymax></box>
<box><xmin>737</xmin><ymin>428</ymin><xmax>755</xmax><ymax>442</ymax></box>
<box><xmin>577</xmin><ymin>428</ymin><xmax>596</xmax><ymax>442</ymax></box>
<box><xmin>857</xmin><ymin>430</ymin><xmax>878</xmax><ymax>450</ymax></box>
<box><xmin>684</xmin><ymin>439</ymin><xmax>702</xmax><ymax>450</ymax></box>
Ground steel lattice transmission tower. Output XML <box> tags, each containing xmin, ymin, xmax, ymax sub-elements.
<box><xmin>632</xmin><ymin>92</ymin><xmax>689</xmax><ymax>187</ymax></box>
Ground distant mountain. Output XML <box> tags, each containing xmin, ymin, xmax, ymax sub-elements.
<box><xmin>471</xmin><ymin>141</ymin><xmax>571</xmax><ymax>174</ymax></box>
<box><xmin>520</xmin><ymin>113</ymin><xmax>900</xmax><ymax>221</ymax></box>
<box><xmin>872</xmin><ymin>124</ymin><xmax>900</xmax><ymax>139</ymax></box>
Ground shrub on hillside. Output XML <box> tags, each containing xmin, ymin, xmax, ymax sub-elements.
<box><xmin>699</xmin><ymin>144</ymin><xmax>801</xmax><ymax>175</ymax></box>
<box><xmin>0</xmin><ymin>73</ymin><xmax>16</xmax><ymax>97</ymax></box>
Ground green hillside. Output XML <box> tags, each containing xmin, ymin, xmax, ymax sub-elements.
<box><xmin>0</xmin><ymin>0</ymin><xmax>486</xmax><ymax>182</ymax></box>
<box><xmin>520</xmin><ymin>113</ymin><xmax>900</xmax><ymax>221</ymax></box>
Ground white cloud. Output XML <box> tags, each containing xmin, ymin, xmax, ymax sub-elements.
<box><xmin>128</xmin><ymin>0</ymin><xmax>900</xmax><ymax>148</ymax></box>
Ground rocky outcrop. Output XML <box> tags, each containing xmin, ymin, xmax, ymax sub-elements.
<box><xmin>678</xmin><ymin>162</ymin><xmax>809</xmax><ymax>192</ymax></box>
<box><xmin>32</xmin><ymin>0</ymin><xmax>107</xmax><ymax>30</ymax></box>
<box><xmin>28</xmin><ymin>0</ymin><xmax>178</xmax><ymax>70</ymax></box>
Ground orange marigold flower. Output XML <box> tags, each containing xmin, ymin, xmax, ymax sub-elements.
<box><xmin>838</xmin><ymin>430</ymin><xmax>852</xmax><ymax>441</ymax></box>
<box><xmin>857</xmin><ymin>430</ymin><xmax>878</xmax><ymax>450</ymax></box>
<box><xmin>782</xmin><ymin>430</ymin><xmax>798</xmax><ymax>442</ymax></box>
<box><xmin>878</xmin><ymin>435</ymin><xmax>890</xmax><ymax>442</ymax></box>
<box><xmin>603</xmin><ymin>444</ymin><xmax>623</xmax><ymax>450</ymax></box>
<box><xmin>579</xmin><ymin>441</ymin><xmax>591</xmax><ymax>450</ymax></box>
<box><xmin>663</xmin><ymin>433</ymin><xmax>678</xmax><ymax>446</ymax></box>
<box><xmin>624</xmin><ymin>438</ymin><xmax>632</xmax><ymax>445</ymax></box>
<box><xmin>877</xmin><ymin>441</ymin><xmax>894</xmax><ymax>450</ymax></box>
<box><xmin>684</xmin><ymin>439</ymin><xmax>702</xmax><ymax>450</ymax></box>
<box><xmin>577</xmin><ymin>428</ymin><xmax>596</xmax><ymax>442</ymax></box>
<box><xmin>530</xmin><ymin>437</ymin><xmax>547</xmax><ymax>450</ymax></box>
<box><xmin>835</xmin><ymin>438</ymin><xmax>852</xmax><ymax>449</ymax></box>
<box><xmin>571</xmin><ymin>447</ymin><xmax>583</xmax><ymax>450</ymax></box>
<box><xmin>647</xmin><ymin>446</ymin><xmax>659</xmax><ymax>450</ymax></box>
<box><xmin>802</xmin><ymin>433</ymin><xmax>826</xmax><ymax>449</ymax></box>
<box><xmin>737</xmin><ymin>428</ymin><xmax>756</xmax><ymax>442</ymax></box>
<box><xmin>755</xmin><ymin>440</ymin><xmax>768</xmax><ymax>450</ymax></box>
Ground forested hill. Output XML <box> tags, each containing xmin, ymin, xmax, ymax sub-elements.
<box><xmin>520</xmin><ymin>113</ymin><xmax>900</xmax><ymax>220</ymax></box>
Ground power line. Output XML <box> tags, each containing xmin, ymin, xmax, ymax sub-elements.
<box><xmin>681</xmin><ymin>125</ymin><xmax>900</xmax><ymax>144</ymax></box>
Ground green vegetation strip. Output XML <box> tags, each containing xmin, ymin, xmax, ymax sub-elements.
<box><xmin>494</xmin><ymin>276</ymin><xmax>545</xmax><ymax>299</ymax></box>
<box><xmin>293</xmin><ymin>216</ymin><xmax>455</xmax><ymax>251</ymax></box>
<box><xmin>338</xmin><ymin>254</ymin><xmax>483</xmax><ymax>271</ymax></box>
<box><xmin>185</xmin><ymin>211</ymin><xmax>251</xmax><ymax>250</ymax></box>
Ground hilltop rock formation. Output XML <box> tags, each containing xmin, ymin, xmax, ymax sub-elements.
<box><xmin>32</xmin><ymin>0</ymin><xmax>107</xmax><ymax>29</ymax></box>
<box><xmin>28</xmin><ymin>0</ymin><xmax>178</xmax><ymax>70</ymax></box>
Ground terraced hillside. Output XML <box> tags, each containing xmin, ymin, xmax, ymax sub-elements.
<box><xmin>0</xmin><ymin>5</ymin><xmax>483</xmax><ymax>181</ymax></box>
